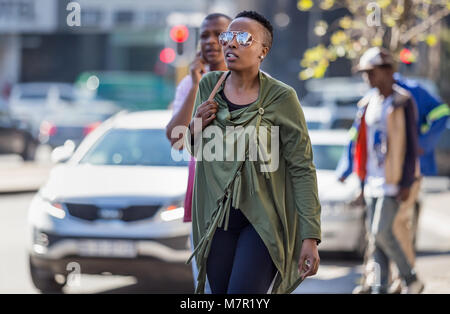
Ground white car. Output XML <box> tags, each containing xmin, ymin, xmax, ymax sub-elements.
<box><xmin>302</xmin><ymin>77</ymin><xmax>369</xmax><ymax>130</ymax></box>
<box><xmin>302</xmin><ymin>106</ymin><xmax>333</xmax><ymax>130</ymax></box>
<box><xmin>309</xmin><ymin>130</ymin><xmax>366</xmax><ymax>257</ymax></box>
<box><xmin>8</xmin><ymin>83</ymin><xmax>76</xmax><ymax>136</ymax></box>
<box><xmin>27</xmin><ymin>110</ymin><xmax>192</xmax><ymax>293</ymax></box>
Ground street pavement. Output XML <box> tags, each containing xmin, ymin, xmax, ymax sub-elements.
<box><xmin>1</xmin><ymin>190</ymin><xmax>448</xmax><ymax>294</ymax></box>
<box><xmin>0</xmin><ymin>148</ymin><xmax>53</xmax><ymax>193</ymax></box>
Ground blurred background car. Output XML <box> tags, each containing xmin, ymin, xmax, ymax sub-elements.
<box><xmin>302</xmin><ymin>77</ymin><xmax>369</xmax><ymax>130</ymax></box>
<box><xmin>8</xmin><ymin>82</ymin><xmax>76</xmax><ymax>137</ymax></box>
<box><xmin>27</xmin><ymin>110</ymin><xmax>192</xmax><ymax>293</ymax></box>
<box><xmin>8</xmin><ymin>81</ymin><xmax>121</xmax><ymax>151</ymax></box>
<box><xmin>38</xmin><ymin>98</ymin><xmax>120</xmax><ymax>149</ymax></box>
<box><xmin>302</xmin><ymin>106</ymin><xmax>333</xmax><ymax>130</ymax></box>
<box><xmin>310</xmin><ymin>130</ymin><xmax>366</xmax><ymax>258</ymax></box>
<box><xmin>0</xmin><ymin>97</ymin><xmax>38</xmax><ymax>160</ymax></box>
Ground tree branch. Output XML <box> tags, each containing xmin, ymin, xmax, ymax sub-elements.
<box><xmin>400</xmin><ymin>7</ymin><xmax>450</xmax><ymax>44</ymax></box>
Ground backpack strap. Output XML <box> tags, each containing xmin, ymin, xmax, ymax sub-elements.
<box><xmin>208</xmin><ymin>71</ymin><xmax>229</xmax><ymax>101</ymax></box>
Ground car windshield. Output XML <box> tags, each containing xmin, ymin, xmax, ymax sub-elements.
<box><xmin>20</xmin><ymin>91</ymin><xmax>47</xmax><ymax>100</ymax></box>
<box><xmin>79</xmin><ymin>128</ymin><xmax>189</xmax><ymax>167</ymax></box>
<box><xmin>19</xmin><ymin>85</ymin><xmax>75</xmax><ymax>101</ymax></box>
<box><xmin>312</xmin><ymin>144</ymin><xmax>344</xmax><ymax>170</ymax></box>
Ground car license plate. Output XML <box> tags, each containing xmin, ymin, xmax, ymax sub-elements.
<box><xmin>78</xmin><ymin>240</ymin><xmax>137</xmax><ymax>258</ymax></box>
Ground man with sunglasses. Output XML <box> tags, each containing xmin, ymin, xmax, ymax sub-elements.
<box><xmin>165</xmin><ymin>13</ymin><xmax>231</xmax><ymax>293</ymax></box>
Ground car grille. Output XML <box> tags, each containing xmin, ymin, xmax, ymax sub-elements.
<box><xmin>65</xmin><ymin>203</ymin><xmax>161</xmax><ymax>222</ymax></box>
<box><xmin>66</xmin><ymin>203</ymin><xmax>99</xmax><ymax>221</ymax></box>
<box><xmin>121</xmin><ymin>205</ymin><xmax>161</xmax><ymax>222</ymax></box>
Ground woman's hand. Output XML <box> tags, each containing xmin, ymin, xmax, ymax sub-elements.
<box><xmin>189</xmin><ymin>100</ymin><xmax>218</xmax><ymax>136</ymax></box>
<box><xmin>298</xmin><ymin>239</ymin><xmax>320</xmax><ymax>280</ymax></box>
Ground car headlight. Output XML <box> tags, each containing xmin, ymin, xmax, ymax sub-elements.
<box><xmin>159</xmin><ymin>201</ymin><xmax>185</xmax><ymax>222</ymax></box>
<box><xmin>41</xmin><ymin>197</ymin><xmax>66</xmax><ymax>219</ymax></box>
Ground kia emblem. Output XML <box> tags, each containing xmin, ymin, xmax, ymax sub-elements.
<box><xmin>99</xmin><ymin>208</ymin><xmax>122</xmax><ymax>220</ymax></box>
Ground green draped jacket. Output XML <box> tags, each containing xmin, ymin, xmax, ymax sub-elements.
<box><xmin>185</xmin><ymin>70</ymin><xmax>321</xmax><ymax>294</ymax></box>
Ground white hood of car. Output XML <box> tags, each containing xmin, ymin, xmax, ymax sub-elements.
<box><xmin>40</xmin><ymin>165</ymin><xmax>359</xmax><ymax>203</ymax></box>
<box><xmin>40</xmin><ymin>164</ymin><xmax>189</xmax><ymax>200</ymax></box>
<box><xmin>316</xmin><ymin>170</ymin><xmax>360</xmax><ymax>202</ymax></box>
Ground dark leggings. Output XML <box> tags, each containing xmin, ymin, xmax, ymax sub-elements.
<box><xmin>206</xmin><ymin>207</ymin><xmax>277</xmax><ymax>294</ymax></box>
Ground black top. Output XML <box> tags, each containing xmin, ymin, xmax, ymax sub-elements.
<box><xmin>219</xmin><ymin>89</ymin><xmax>253</xmax><ymax>112</ymax></box>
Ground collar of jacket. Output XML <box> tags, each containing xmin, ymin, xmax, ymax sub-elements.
<box><xmin>357</xmin><ymin>83</ymin><xmax>413</xmax><ymax>110</ymax></box>
<box><xmin>207</xmin><ymin>70</ymin><xmax>283</xmax><ymax>127</ymax></box>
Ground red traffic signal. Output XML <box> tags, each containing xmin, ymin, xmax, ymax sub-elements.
<box><xmin>170</xmin><ymin>25</ymin><xmax>189</xmax><ymax>43</ymax></box>
<box><xmin>399</xmin><ymin>48</ymin><xmax>415</xmax><ymax>64</ymax></box>
<box><xmin>159</xmin><ymin>48</ymin><xmax>176</xmax><ymax>64</ymax></box>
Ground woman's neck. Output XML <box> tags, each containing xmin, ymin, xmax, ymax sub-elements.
<box><xmin>228</xmin><ymin>67</ymin><xmax>260</xmax><ymax>92</ymax></box>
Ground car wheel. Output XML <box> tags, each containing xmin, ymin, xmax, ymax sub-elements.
<box><xmin>29</xmin><ymin>256</ymin><xmax>65</xmax><ymax>293</ymax></box>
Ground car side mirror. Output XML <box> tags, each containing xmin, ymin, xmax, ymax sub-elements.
<box><xmin>51</xmin><ymin>140</ymin><xmax>76</xmax><ymax>163</ymax></box>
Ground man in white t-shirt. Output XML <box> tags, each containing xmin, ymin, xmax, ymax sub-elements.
<box><xmin>364</xmin><ymin>93</ymin><xmax>399</xmax><ymax>198</ymax></box>
<box><xmin>165</xmin><ymin>13</ymin><xmax>231</xmax><ymax>293</ymax></box>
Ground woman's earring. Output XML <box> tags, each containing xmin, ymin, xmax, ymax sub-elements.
<box><xmin>259</xmin><ymin>56</ymin><xmax>264</xmax><ymax>60</ymax></box>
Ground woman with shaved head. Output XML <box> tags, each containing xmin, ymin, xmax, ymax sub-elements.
<box><xmin>185</xmin><ymin>11</ymin><xmax>321</xmax><ymax>294</ymax></box>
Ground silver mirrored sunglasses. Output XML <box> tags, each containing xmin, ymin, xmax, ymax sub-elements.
<box><xmin>218</xmin><ymin>31</ymin><xmax>263</xmax><ymax>47</ymax></box>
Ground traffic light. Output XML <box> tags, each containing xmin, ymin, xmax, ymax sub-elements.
<box><xmin>159</xmin><ymin>48</ymin><xmax>176</xmax><ymax>64</ymax></box>
<box><xmin>170</xmin><ymin>25</ymin><xmax>189</xmax><ymax>55</ymax></box>
<box><xmin>399</xmin><ymin>48</ymin><xmax>415</xmax><ymax>64</ymax></box>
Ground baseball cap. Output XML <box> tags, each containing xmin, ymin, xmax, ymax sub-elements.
<box><xmin>355</xmin><ymin>47</ymin><xmax>395</xmax><ymax>72</ymax></box>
